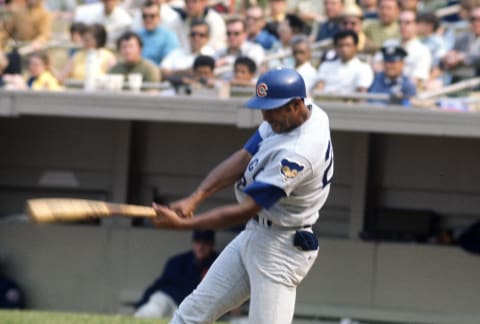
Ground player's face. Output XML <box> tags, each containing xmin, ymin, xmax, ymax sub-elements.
<box><xmin>262</xmin><ymin>102</ymin><xmax>297</xmax><ymax>133</ymax></box>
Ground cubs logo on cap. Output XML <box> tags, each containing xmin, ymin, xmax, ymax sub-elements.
<box><xmin>245</xmin><ymin>68</ymin><xmax>307</xmax><ymax>110</ymax></box>
<box><xmin>256</xmin><ymin>83</ymin><xmax>268</xmax><ymax>97</ymax></box>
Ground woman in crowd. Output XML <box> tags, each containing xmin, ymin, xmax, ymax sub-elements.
<box><xmin>59</xmin><ymin>23</ymin><xmax>116</xmax><ymax>83</ymax></box>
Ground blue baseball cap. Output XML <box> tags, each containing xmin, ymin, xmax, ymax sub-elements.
<box><xmin>245</xmin><ymin>68</ymin><xmax>307</xmax><ymax>110</ymax></box>
<box><xmin>381</xmin><ymin>44</ymin><xmax>407</xmax><ymax>62</ymax></box>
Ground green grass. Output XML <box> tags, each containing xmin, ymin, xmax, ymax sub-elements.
<box><xmin>0</xmin><ymin>310</ymin><xmax>230</xmax><ymax>323</ymax></box>
<box><xmin>0</xmin><ymin>310</ymin><xmax>166</xmax><ymax>324</ymax></box>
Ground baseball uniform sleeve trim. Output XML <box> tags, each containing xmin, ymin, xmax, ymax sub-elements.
<box><xmin>244</xmin><ymin>181</ymin><xmax>286</xmax><ymax>209</ymax></box>
<box><xmin>244</xmin><ymin>129</ymin><xmax>262</xmax><ymax>155</ymax></box>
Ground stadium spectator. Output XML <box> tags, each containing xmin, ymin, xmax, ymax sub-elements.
<box><xmin>368</xmin><ymin>44</ymin><xmax>416</xmax><ymax>106</ymax></box>
<box><xmin>25</xmin><ymin>51</ymin><xmax>62</xmax><ymax>90</ymax></box>
<box><xmin>0</xmin><ymin>0</ymin><xmax>52</xmax><ymax>54</ymax></box>
<box><xmin>134</xmin><ymin>230</ymin><xmax>217</xmax><ymax>319</ymax></box>
<box><xmin>160</xmin><ymin>19</ymin><xmax>214</xmax><ymax>80</ymax></box>
<box><xmin>230</xmin><ymin>56</ymin><xmax>257</xmax><ymax>87</ymax></box>
<box><xmin>265</xmin><ymin>0</ymin><xmax>288</xmax><ymax>38</ymax></box>
<box><xmin>108</xmin><ymin>32</ymin><xmax>161</xmax><ymax>87</ymax></box>
<box><xmin>168</xmin><ymin>0</ymin><xmax>227</xmax><ymax>52</ymax></box>
<box><xmin>215</xmin><ymin>17</ymin><xmax>265</xmax><ymax>74</ymax></box>
<box><xmin>59</xmin><ymin>24</ymin><xmax>116</xmax><ymax>84</ymax></box>
<box><xmin>131</xmin><ymin>0</ymin><xmax>186</xmax><ymax>36</ymax></box>
<box><xmin>245</xmin><ymin>6</ymin><xmax>278</xmax><ymax>51</ymax></box>
<box><xmin>74</xmin><ymin>0</ymin><xmax>133</xmax><ymax>46</ymax></box>
<box><xmin>359</xmin><ymin>0</ymin><xmax>378</xmax><ymax>20</ymax></box>
<box><xmin>181</xmin><ymin>54</ymin><xmax>217</xmax><ymax>89</ymax></box>
<box><xmin>68</xmin><ymin>22</ymin><xmax>87</xmax><ymax>58</ymax></box>
<box><xmin>374</xmin><ymin>10</ymin><xmax>432</xmax><ymax>87</ymax></box>
<box><xmin>314</xmin><ymin>30</ymin><xmax>374</xmax><ymax>93</ymax></box>
<box><xmin>416</xmin><ymin>12</ymin><xmax>448</xmax><ymax>88</ymax></box>
<box><xmin>314</xmin><ymin>0</ymin><xmax>344</xmax><ymax>42</ymax></box>
<box><xmin>291</xmin><ymin>35</ymin><xmax>316</xmax><ymax>93</ymax></box>
<box><xmin>341</xmin><ymin>4</ymin><xmax>368</xmax><ymax>51</ymax></box>
<box><xmin>399</xmin><ymin>0</ymin><xmax>421</xmax><ymax>11</ymax></box>
<box><xmin>45</xmin><ymin>0</ymin><xmax>76</xmax><ymax>20</ymax></box>
<box><xmin>441</xmin><ymin>4</ymin><xmax>480</xmax><ymax>79</ymax></box>
<box><xmin>268</xmin><ymin>14</ymin><xmax>305</xmax><ymax>69</ymax></box>
<box><xmin>363</xmin><ymin>0</ymin><xmax>400</xmax><ymax>52</ymax></box>
<box><xmin>139</xmin><ymin>1</ymin><xmax>179</xmax><ymax>65</ymax></box>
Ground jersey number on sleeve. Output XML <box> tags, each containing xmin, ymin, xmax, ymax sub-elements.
<box><xmin>322</xmin><ymin>141</ymin><xmax>333</xmax><ymax>188</ymax></box>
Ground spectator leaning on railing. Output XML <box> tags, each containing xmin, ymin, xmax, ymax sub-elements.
<box><xmin>441</xmin><ymin>4</ymin><xmax>480</xmax><ymax>80</ymax></box>
<box><xmin>368</xmin><ymin>43</ymin><xmax>416</xmax><ymax>106</ymax></box>
<box><xmin>0</xmin><ymin>0</ymin><xmax>52</xmax><ymax>54</ymax></box>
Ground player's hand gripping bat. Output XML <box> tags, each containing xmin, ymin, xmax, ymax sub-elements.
<box><xmin>26</xmin><ymin>198</ymin><xmax>157</xmax><ymax>223</ymax></box>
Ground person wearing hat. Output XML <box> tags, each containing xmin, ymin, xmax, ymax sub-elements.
<box><xmin>152</xmin><ymin>68</ymin><xmax>333</xmax><ymax>324</ymax></box>
<box><xmin>340</xmin><ymin>4</ymin><xmax>368</xmax><ymax>51</ymax></box>
<box><xmin>368</xmin><ymin>44</ymin><xmax>417</xmax><ymax>105</ymax></box>
<box><xmin>134</xmin><ymin>230</ymin><xmax>217</xmax><ymax>319</ymax></box>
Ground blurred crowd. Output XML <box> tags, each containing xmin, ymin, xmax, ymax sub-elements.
<box><xmin>0</xmin><ymin>0</ymin><xmax>479</xmax><ymax>106</ymax></box>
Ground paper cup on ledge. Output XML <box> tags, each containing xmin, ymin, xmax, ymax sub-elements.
<box><xmin>106</xmin><ymin>74</ymin><xmax>124</xmax><ymax>91</ymax></box>
<box><xmin>128</xmin><ymin>73</ymin><xmax>143</xmax><ymax>92</ymax></box>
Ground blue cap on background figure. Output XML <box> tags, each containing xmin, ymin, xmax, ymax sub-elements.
<box><xmin>245</xmin><ymin>68</ymin><xmax>306</xmax><ymax>110</ymax></box>
<box><xmin>381</xmin><ymin>44</ymin><xmax>407</xmax><ymax>62</ymax></box>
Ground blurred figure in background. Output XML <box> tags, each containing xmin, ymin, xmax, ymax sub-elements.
<box><xmin>0</xmin><ymin>0</ymin><xmax>52</xmax><ymax>54</ymax></box>
<box><xmin>25</xmin><ymin>51</ymin><xmax>62</xmax><ymax>90</ymax></box>
<box><xmin>340</xmin><ymin>4</ymin><xmax>367</xmax><ymax>52</ymax></box>
<box><xmin>246</xmin><ymin>5</ymin><xmax>278</xmax><ymax>51</ymax></box>
<box><xmin>363</xmin><ymin>0</ymin><xmax>400</xmax><ymax>52</ymax></box>
<box><xmin>67</xmin><ymin>22</ymin><xmax>87</xmax><ymax>58</ymax></box>
<box><xmin>139</xmin><ymin>0</ymin><xmax>179</xmax><ymax>65</ymax></box>
<box><xmin>314</xmin><ymin>30</ymin><xmax>374</xmax><ymax>94</ymax></box>
<box><xmin>368</xmin><ymin>44</ymin><xmax>416</xmax><ymax>106</ymax></box>
<box><xmin>181</xmin><ymin>54</ymin><xmax>217</xmax><ymax>89</ymax></box>
<box><xmin>109</xmin><ymin>31</ymin><xmax>161</xmax><ymax>86</ymax></box>
<box><xmin>160</xmin><ymin>19</ymin><xmax>214</xmax><ymax>80</ymax></box>
<box><xmin>74</xmin><ymin>0</ymin><xmax>133</xmax><ymax>46</ymax></box>
<box><xmin>269</xmin><ymin>14</ymin><xmax>306</xmax><ymax>69</ymax></box>
<box><xmin>314</xmin><ymin>0</ymin><xmax>344</xmax><ymax>42</ymax></box>
<box><xmin>0</xmin><ymin>274</ymin><xmax>25</xmax><ymax>309</ymax></box>
<box><xmin>230</xmin><ymin>56</ymin><xmax>257</xmax><ymax>87</ymax></box>
<box><xmin>0</xmin><ymin>51</ymin><xmax>8</xmax><ymax>88</ymax></box>
<box><xmin>135</xmin><ymin>230</ymin><xmax>217</xmax><ymax>319</ymax></box>
<box><xmin>59</xmin><ymin>24</ymin><xmax>116</xmax><ymax>83</ymax></box>
<box><xmin>291</xmin><ymin>35</ymin><xmax>316</xmax><ymax>94</ymax></box>
<box><xmin>359</xmin><ymin>0</ymin><xmax>378</xmax><ymax>20</ymax></box>
<box><xmin>265</xmin><ymin>0</ymin><xmax>289</xmax><ymax>38</ymax></box>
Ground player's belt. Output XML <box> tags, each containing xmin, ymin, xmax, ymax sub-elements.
<box><xmin>253</xmin><ymin>215</ymin><xmax>311</xmax><ymax>230</ymax></box>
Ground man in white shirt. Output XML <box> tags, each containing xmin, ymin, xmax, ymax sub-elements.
<box><xmin>74</xmin><ymin>0</ymin><xmax>132</xmax><ymax>46</ymax></box>
<box><xmin>160</xmin><ymin>19</ymin><xmax>214</xmax><ymax>80</ymax></box>
<box><xmin>290</xmin><ymin>35</ymin><xmax>316</xmax><ymax>94</ymax></box>
<box><xmin>314</xmin><ymin>30</ymin><xmax>374</xmax><ymax>93</ymax></box>
<box><xmin>215</xmin><ymin>17</ymin><xmax>265</xmax><ymax>79</ymax></box>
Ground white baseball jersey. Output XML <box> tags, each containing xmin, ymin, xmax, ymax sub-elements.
<box><xmin>235</xmin><ymin>101</ymin><xmax>334</xmax><ymax>227</ymax></box>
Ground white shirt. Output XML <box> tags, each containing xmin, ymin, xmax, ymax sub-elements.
<box><xmin>296</xmin><ymin>61</ymin><xmax>317</xmax><ymax>93</ymax></box>
<box><xmin>403</xmin><ymin>37</ymin><xmax>432</xmax><ymax>81</ymax></box>
<box><xmin>74</xmin><ymin>3</ymin><xmax>133</xmax><ymax>46</ymax></box>
<box><xmin>160</xmin><ymin>45</ymin><xmax>215</xmax><ymax>71</ymax></box>
<box><xmin>235</xmin><ymin>102</ymin><xmax>333</xmax><ymax>227</ymax></box>
<box><xmin>315</xmin><ymin>57</ymin><xmax>374</xmax><ymax>93</ymax></box>
<box><xmin>215</xmin><ymin>41</ymin><xmax>266</xmax><ymax>68</ymax></box>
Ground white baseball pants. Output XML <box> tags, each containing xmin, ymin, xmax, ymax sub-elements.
<box><xmin>170</xmin><ymin>220</ymin><xmax>318</xmax><ymax>324</ymax></box>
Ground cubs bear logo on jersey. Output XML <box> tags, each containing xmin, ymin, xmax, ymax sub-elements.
<box><xmin>280</xmin><ymin>159</ymin><xmax>304</xmax><ymax>179</ymax></box>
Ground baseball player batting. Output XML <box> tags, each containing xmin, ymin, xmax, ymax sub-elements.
<box><xmin>153</xmin><ymin>68</ymin><xmax>334</xmax><ymax>324</ymax></box>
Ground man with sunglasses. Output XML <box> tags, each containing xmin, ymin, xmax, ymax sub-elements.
<box><xmin>215</xmin><ymin>17</ymin><xmax>265</xmax><ymax>78</ymax></box>
<box><xmin>152</xmin><ymin>68</ymin><xmax>333</xmax><ymax>324</ymax></box>
<box><xmin>246</xmin><ymin>5</ymin><xmax>279</xmax><ymax>50</ymax></box>
<box><xmin>160</xmin><ymin>19</ymin><xmax>214</xmax><ymax>80</ymax></box>
<box><xmin>139</xmin><ymin>0</ymin><xmax>179</xmax><ymax>65</ymax></box>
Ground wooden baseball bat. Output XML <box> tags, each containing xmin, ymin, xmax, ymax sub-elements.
<box><xmin>26</xmin><ymin>198</ymin><xmax>157</xmax><ymax>223</ymax></box>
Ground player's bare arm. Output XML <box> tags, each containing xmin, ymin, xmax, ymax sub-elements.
<box><xmin>169</xmin><ymin>148</ymin><xmax>252</xmax><ymax>217</ymax></box>
<box><xmin>154</xmin><ymin>195</ymin><xmax>261</xmax><ymax>230</ymax></box>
